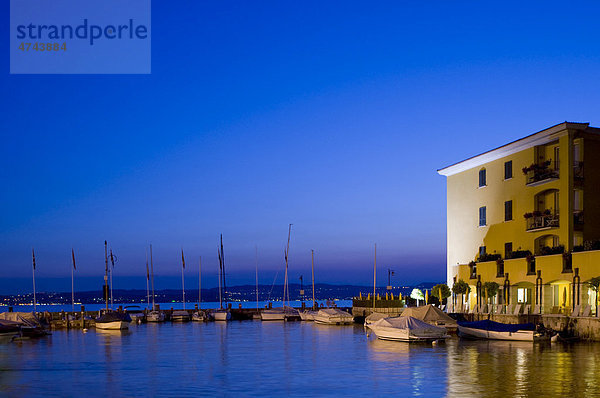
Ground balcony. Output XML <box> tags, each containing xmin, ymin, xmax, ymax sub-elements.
<box><xmin>525</xmin><ymin>211</ymin><xmax>559</xmax><ymax>231</ymax></box>
<box><xmin>523</xmin><ymin>161</ymin><xmax>559</xmax><ymax>186</ymax></box>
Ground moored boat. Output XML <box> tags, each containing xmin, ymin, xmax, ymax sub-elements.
<box><xmin>457</xmin><ymin>320</ymin><xmax>552</xmax><ymax>341</ymax></box>
<box><xmin>213</xmin><ymin>309</ymin><xmax>232</xmax><ymax>321</ymax></box>
<box><xmin>367</xmin><ymin>315</ymin><xmax>449</xmax><ymax>342</ymax></box>
<box><xmin>95</xmin><ymin>311</ymin><xmax>132</xmax><ymax>330</ymax></box>
<box><xmin>260</xmin><ymin>306</ymin><xmax>299</xmax><ymax>321</ymax></box>
<box><xmin>171</xmin><ymin>310</ymin><xmax>190</xmax><ymax>322</ymax></box>
<box><xmin>313</xmin><ymin>308</ymin><xmax>354</xmax><ymax>325</ymax></box>
<box><xmin>299</xmin><ymin>310</ymin><xmax>317</xmax><ymax>321</ymax></box>
<box><xmin>0</xmin><ymin>320</ymin><xmax>22</xmax><ymax>343</ymax></box>
<box><xmin>147</xmin><ymin>310</ymin><xmax>165</xmax><ymax>323</ymax></box>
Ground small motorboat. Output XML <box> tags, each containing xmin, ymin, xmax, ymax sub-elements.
<box><xmin>299</xmin><ymin>310</ymin><xmax>318</xmax><ymax>321</ymax></box>
<box><xmin>0</xmin><ymin>320</ymin><xmax>21</xmax><ymax>343</ymax></box>
<box><xmin>313</xmin><ymin>308</ymin><xmax>354</xmax><ymax>325</ymax></box>
<box><xmin>457</xmin><ymin>320</ymin><xmax>554</xmax><ymax>341</ymax></box>
<box><xmin>95</xmin><ymin>311</ymin><xmax>132</xmax><ymax>330</ymax></box>
<box><xmin>213</xmin><ymin>309</ymin><xmax>232</xmax><ymax>322</ymax></box>
<box><xmin>260</xmin><ymin>307</ymin><xmax>299</xmax><ymax>321</ymax></box>
<box><xmin>146</xmin><ymin>310</ymin><xmax>165</xmax><ymax>323</ymax></box>
<box><xmin>125</xmin><ymin>306</ymin><xmax>145</xmax><ymax>324</ymax></box>
<box><xmin>171</xmin><ymin>310</ymin><xmax>191</xmax><ymax>322</ymax></box>
<box><xmin>364</xmin><ymin>312</ymin><xmax>387</xmax><ymax>327</ymax></box>
<box><xmin>192</xmin><ymin>311</ymin><xmax>208</xmax><ymax>322</ymax></box>
<box><xmin>0</xmin><ymin>312</ymin><xmax>49</xmax><ymax>338</ymax></box>
<box><xmin>367</xmin><ymin>316</ymin><xmax>449</xmax><ymax>342</ymax></box>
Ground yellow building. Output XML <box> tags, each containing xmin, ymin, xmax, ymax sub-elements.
<box><xmin>438</xmin><ymin>122</ymin><xmax>600</xmax><ymax>314</ymax></box>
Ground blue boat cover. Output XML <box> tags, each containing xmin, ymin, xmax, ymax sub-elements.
<box><xmin>457</xmin><ymin>320</ymin><xmax>535</xmax><ymax>332</ymax></box>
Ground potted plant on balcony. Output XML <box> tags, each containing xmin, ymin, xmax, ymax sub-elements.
<box><xmin>533</xmin><ymin>210</ymin><xmax>542</xmax><ymax>217</ymax></box>
<box><xmin>543</xmin><ymin>209</ymin><xmax>552</xmax><ymax>216</ymax></box>
<box><xmin>523</xmin><ymin>212</ymin><xmax>533</xmax><ymax>219</ymax></box>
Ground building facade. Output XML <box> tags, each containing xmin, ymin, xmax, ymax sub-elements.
<box><xmin>438</xmin><ymin>122</ymin><xmax>600</xmax><ymax>314</ymax></box>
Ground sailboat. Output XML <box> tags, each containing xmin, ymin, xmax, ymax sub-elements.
<box><xmin>96</xmin><ymin>241</ymin><xmax>132</xmax><ymax>330</ymax></box>
<box><xmin>300</xmin><ymin>249</ymin><xmax>318</xmax><ymax>321</ymax></box>
<box><xmin>172</xmin><ymin>249</ymin><xmax>191</xmax><ymax>322</ymax></box>
<box><xmin>192</xmin><ymin>256</ymin><xmax>207</xmax><ymax>322</ymax></box>
<box><xmin>261</xmin><ymin>224</ymin><xmax>300</xmax><ymax>321</ymax></box>
<box><xmin>146</xmin><ymin>244</ymin><xmax>165</xmax><ymax>323</ymax></box>
<box><xmin>213</xmin><ymin>234</ymin><xmax>232</xmax><ymax>321</ymax></box>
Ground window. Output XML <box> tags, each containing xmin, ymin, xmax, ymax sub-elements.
<box><xmin>479</xmin><ymin>206</ymin><xmax>487</xmax><ymax>226</ymax></box>
<box><xmin>504</xmin><ymin>200</ymin><xmax>513</xmax><ymax>221</ymax></box>
<box><xmin>479</xmin><ymin>169</ymin><xmax>486</xmax><ymax>187</ymax></box>
<box><xmin>505</xmin><ymin>242</ymin><xmax>513</xmax><ymax>258</ymax></box>
<box><xmin>504</xmin><ymin>161</ymin><xmax>513</xmax><ymax>180</ymax></box>
<box><xmin>517</xmin><ymin>288</ymin><xmax>528</xmax><ymax>304</ymax></box>
<box><xmin>479</xmin><ymin>246</ymin><xmax>486</xmax><ymax>256</ymax></box>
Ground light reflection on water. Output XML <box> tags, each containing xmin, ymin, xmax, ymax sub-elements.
<box><xmin>1</xmin><ymin>322</ymin><xmax>599</xmax><ymax>397</ymax></box>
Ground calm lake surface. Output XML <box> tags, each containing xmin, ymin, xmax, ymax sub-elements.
<box><xmin>1</xmin><ymin>321</ymin><xmax>600</xmax><ymax>397</ymax></box>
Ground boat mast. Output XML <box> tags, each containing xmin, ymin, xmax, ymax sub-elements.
<box><xmin>372</xmin><ymin>243</ymin><xmax>376</xmax><ymax>313</ymax></box>
<box><xmin>146</xmin><ymin>248</ymin><xmax>150</xmax><ymax>309</ymax></box>
<box><xmin>71</xmin><ymin>249</ymin><xmax>76</xmax><ymax>313</ymax></box>
<box><xmin>104</xmin><ymin>241</ymin><xmax>109</xmax><ymax>310</ymax></box>
<box><xmin>198</xmin><ymin>256</ymin><xmax>202</xmax><ymax>309</ymax></box>
<box><xmin>181</xmin><ymin>248</ymin><xmax>186</xmax><ymax>311</ymax></box>
<box><xmin>150</xmin><ymin>244</ymin><xmax>155</xmax><ymax>310</ymax></box>
<box><xmin>217</xmin><ymin>247</ymin><xmax>223</xmax><ymax>309</ymax></box>
<box><xmin>31</xmin><ymin>248</ymin><xmax>37</xmax><ymax>315</ymax></box>
<box><xmin>311</xmin><ymin>249</ymin><xmax>315</xmax><ymax>310</ymax></box>
<box><xmin>109</xmin><ymin>249</ymin><xmax>115</xmax><ymax>309</ymax></box>
<box><xmin>255</xmin><ymin>245</ymin><xmax>258</xmax><ymax>312</ymax></box>
<box><xmin>221</xmin><ymin>234</ymin><xmax>227</xmax><ymax>307</ymax></box>
<box><xmin>284</xmin><ymin>224</ymin><xmax>292</xmax><ymax>308</ymax></box>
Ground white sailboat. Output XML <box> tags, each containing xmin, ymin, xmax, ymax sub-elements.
<box><xmin>96</xmin><ymin>241</ymin><xmax>131</xmax><ymax>330</ymax></box>
<box><xmin>192</xmin><ymin>256</ymin><xmax>207</xmax><ymax>322</ymax></box>
<box><xmin>300</xmin><ymin>249</ymin><xmax>318</xmax><ymax>321</ymax></box>
<box><xmin>261</xmin><ymin>224</ymin><xmax>299</xmax><ymax>321</ymax></box>
<box><xmin>146</xmin><ymin>244</ymin><xmax>165</xmax><ymax>323</ymax></box>
<box><xmin>213</xmin><ymin>234</ymin><xmax>232</xmax><ymax>322</ymax></box>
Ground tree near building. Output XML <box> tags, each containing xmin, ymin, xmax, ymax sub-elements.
<box><xmin>452</xmin><ymin>279</ymin><xmax>471</xmax><ymax>295</ymax></box>
<box><xmin>482</xmin><ymin>281</ymin><xmax>500</xmax><ymax>304</ymax></box>
<box><xmin>432</xmin><ymin>283</ymin><xmax>451</xmax><ymax>304</ymax></box>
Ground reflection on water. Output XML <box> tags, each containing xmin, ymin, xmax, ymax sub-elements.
<box><xmin>1</xmin><ymin>322</ymin><xmax>600</xmax><ymax>396</ymax></box>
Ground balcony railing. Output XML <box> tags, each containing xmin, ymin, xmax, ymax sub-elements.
<box><xmin>525</xmin><ymin>212</ymin><xmax>559</xmax><ymax>231</ymax></box>
<box><xmin>524</xmin><ymin>161</ymin><xmax>559</xmax><ymax>186</ymax></box>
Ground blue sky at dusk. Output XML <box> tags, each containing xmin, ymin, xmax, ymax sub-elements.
<box><xmin>2</xmin><ymin>1</ymin><xmax>600</xmax><ymax>293</ymax></box>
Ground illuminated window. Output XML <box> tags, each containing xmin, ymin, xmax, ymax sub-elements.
<box><xmin>517</xmin><ymin>288</ymin><xmax>528</xmax><ymax>303</ymax></box>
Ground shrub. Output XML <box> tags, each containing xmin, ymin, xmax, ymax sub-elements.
<box><xmin>452</xmin><ymin>279</ymin><xmax>471</xmax><ymax>295</ymax></box>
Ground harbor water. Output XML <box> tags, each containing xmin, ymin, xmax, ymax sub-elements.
<box><xmin>1</xmin><ymin>320</ymin><xmax>600</xmax><ymax>397</ymax></box>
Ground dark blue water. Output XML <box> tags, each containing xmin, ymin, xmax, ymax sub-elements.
<box><xmin>1</xmin><ymin>321</ymin><xmax>599</xmax><ymax>397</ymax></box>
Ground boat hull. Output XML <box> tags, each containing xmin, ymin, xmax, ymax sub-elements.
<box><xmin>213</xmin><ymin>311</ymin><xmax>231</xmax><ymax>321</ymax></box>
<box><xmin>458</xmin><ymin>325</ymin><xmax>534</xmax><ymax>341</ymax></box>
<box><xmin>95</xmin><ymin>321</ymin><xmax>129</xmax><ymax>330</ymax></box>
<box><xmin>369</xmin><ymin>326</ymin><xmax>448</xmax><ymax>342</ymax></box>
<box><xmin>314</xmin><ymin>316</ymin><xmax>353</xmax><ymax>325</ymax></box>
<box><xmin>146</xmin><ymin>312</ymin><xmax>165</xmax><ymax>323</ymax></box>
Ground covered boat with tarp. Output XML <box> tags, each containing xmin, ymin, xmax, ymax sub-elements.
<box><xmin>400</xmin><ymin>305</ymin><xmax>458</xmax><ymax>332</ymax></box>
<box><xmin>457</xmin><ymin>320</ymin><xmax>550</xmax><ymax>341</ymax></box>
<box><xmin>313</xmin><ymin>308</ymin><xmax>354</xmax><ymax>325</ymax></box>
<box><xmin>367</xmin><ymin>315</ymin><xmax>449</xmax><ymax>342</ymax></box>
<box><xmin>0</xmin><ymin>312</ymin><xmax>48</xmax><ymax>338</ymax></box>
